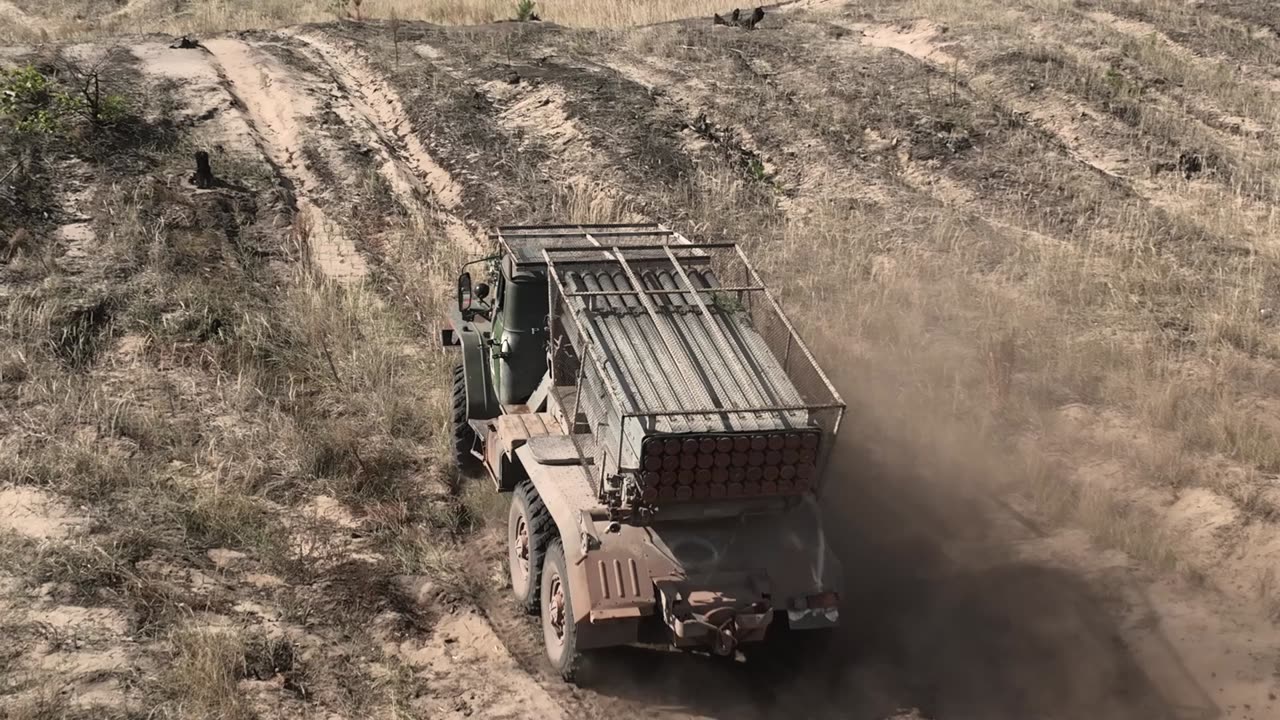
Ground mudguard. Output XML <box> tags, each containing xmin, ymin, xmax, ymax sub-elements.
<box><xmin>444</xmin><ymin>308</ymin><xmax>501</xmax><ymax>420</ymax></box>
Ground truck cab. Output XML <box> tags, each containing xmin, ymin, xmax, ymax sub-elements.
<box><xmin>443</xmin><ymin>224</ymin><xmax>845</xmax><ymax>681</ymax></box>
<box><xmin>444</xmin><ymin>252</ymin><xmax>550</xmax><ymax>421</ymax></box>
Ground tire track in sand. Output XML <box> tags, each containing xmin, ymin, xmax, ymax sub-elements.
<box><xmin>209</xmin><ymin>30</ymin><xmax>578</xmax><ymax>718</ymax></box>
<box><xmin>270</xmin><ymin>32</ymin><xmax>770</xmax><ymax>720</ymax></box>
<box><xmin>202</xmin><ymin>37</ymin><xmax>368</xmax><ymax>282</ymax></box>
<box><xmin>281</xmin><ymin>30</ymin><xmax>484</xmax><ymax>255</ymax></box>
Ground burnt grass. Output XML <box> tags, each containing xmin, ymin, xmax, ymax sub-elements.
<box><xmin>0</xmin><ymin>49</ymin><xmax>180</xmax><ymax>256</ymax></box>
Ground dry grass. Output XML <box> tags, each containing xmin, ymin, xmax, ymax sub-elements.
<box><xmin>0</xmin><ymin>56</ymin><xmax>479</xmax><ymax>714</ymax></box>
<box><xmin>2</xmin><ymin>4</ymin><xmax>1280</xmax><ymax>715</ymax></box>
<box><xmin>655</xmin><ymin>70</ymin><xmax>1272</xmax><ymax>570</ymax></box>
<box><xmin>160</xmin><ymin>627</ymin><xmax>253</xmax><ymax>720</ymax></box>
<box><xmin>0</xmin><ymin>0</ymin><xmax>731</xmax><ymax>42</ymax></box>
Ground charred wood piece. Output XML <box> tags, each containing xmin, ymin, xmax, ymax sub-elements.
<box><xmin>713</xmin><ymin>7</ymin><xmax>765</xmax><ymax>30</ymax></box>
<box><xmin>192</xmin><ymin>151</ymin><xmax>216</xmax><ymax>189</ymax></box>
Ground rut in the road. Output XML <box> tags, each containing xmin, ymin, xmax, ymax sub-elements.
<box><xmin>284</xmin><ymin>31</ymin><xmax>484</xmax><ymax>255</ymax></box>
<box><xmin>203</xmin><ymin>37</ymin><xmax>368</xmax><ymax>282</ymax></box>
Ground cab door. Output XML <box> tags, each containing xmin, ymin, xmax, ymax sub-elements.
<box><xmin>489</xmin><ymin>271</ymin><xmax>508</xmax><ymax>399</ymax></box>
<box><xmin>493</xmin><ymin>259</ymin><xmax>549</xmax><ymax>406</ymax></box>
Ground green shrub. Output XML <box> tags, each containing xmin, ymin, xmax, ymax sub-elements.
<box><xmin>0</xmin><ymin>66</ymin><xmax>77</xmax><ymax>135</ymax></box>
<box><xmin>514</xmin><ymin>0</ymin><xmax>538</xmax><ymax>21</ymax></box>
<box><xmin>0</xmin><ymin>64</ymin><xmax>130</xmax><ymax>136</ymax></box>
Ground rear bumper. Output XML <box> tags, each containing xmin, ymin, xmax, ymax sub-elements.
<box><xmin>669</xmin><ymin>606</ymin><xmax>774</xmax><ymax>650</ymax></box>
<box><xmin>556</xmin><ymin>494</ymin><xmax>843</xmax><ymax>653</ymax></box>
<box><xmin>659</xmin><ymin>596</ymin><xmax>839</xmax><ymax>652</ymax></box>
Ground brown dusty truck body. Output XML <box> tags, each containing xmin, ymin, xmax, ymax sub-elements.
<box><xmin>443</xmin><ymin>224</ymin><xmax>845</xmax><ymax>679</ymax></box>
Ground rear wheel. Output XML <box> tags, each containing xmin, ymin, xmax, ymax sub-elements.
<box><xmin>541</xmin><ymin>539</ymin><xmax>580</xmax><ymax>682</ymax></box>
<box><xmin>509</xmin><ymin>482</ymin><xmax>552</xmax><ymax>614</ymax></box>
<box><xmin>451</xmin><ymin>363</ymin><xmax>477</xmax><ymax>468</ymax></box>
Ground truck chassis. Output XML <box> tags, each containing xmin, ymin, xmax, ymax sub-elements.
<box><xmin>443</xmin><ymin>224</ymin><xmax>844</xmax><ymax>679</ymax></box>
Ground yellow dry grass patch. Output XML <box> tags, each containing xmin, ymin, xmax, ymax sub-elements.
<box><xmin>0</xmin><ymin>0</ymin><xmax>731</xmax><ymax>42</ymax></box>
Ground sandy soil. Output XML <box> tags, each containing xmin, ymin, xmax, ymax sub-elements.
<box><xmin>202</xmin><ymin>37</ymin><xmax>368</xmax><ymax>282</ymax></box>
<box><xmin>0</xmin><ymin>487</ymin><xmax>84</xmax><ymax>539</ymax></box>
<box><xmin>3</xmin><ymin>1</ymin><xmax>1280</xmax><ymax>718</ymax></box>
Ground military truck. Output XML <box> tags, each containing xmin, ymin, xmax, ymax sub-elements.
<box><xmin>442</xmin><ymin>224</ymin><xmax>845</xmax><ymax>680</ymax></box>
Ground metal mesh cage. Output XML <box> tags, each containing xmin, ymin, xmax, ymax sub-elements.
<box><xmin>513</xmin><ymin>224</ymin><xmax>844</xmax><ymax>500</ymax></box>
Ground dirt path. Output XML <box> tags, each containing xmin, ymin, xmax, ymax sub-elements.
<box><xmin>284</xmin><ymin>31</ymin><xmax>484</xmax><ymax>254</ymax></box>
<box><xmin>843</xmin><ymin>17</ymin><xmax>1280</xmax><ymax>255</ymax></box>
<box><xmin>203</xmin><ymin>37</ymin><xmax>368</xmax><ymax>282</ymax></box>
<box><xmin>388</xmin><ymin>608</ymin><xmax>567</xmax><ymax>719</ymax></box>
<box><xmin>9</xmin><ymin>11</ymin><xmax>1279</xmax><ymax>719</ymax></box>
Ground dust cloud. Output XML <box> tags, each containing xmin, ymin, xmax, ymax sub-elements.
<box><xmin>811</xmin><ymin>402</ymin><xmax>1178</xmax><ymax>720</ymax></box>
<box><xmin>570</xmin><ymin>368</ymin><xmax>1191</xmax><ymax>720</ymax></box>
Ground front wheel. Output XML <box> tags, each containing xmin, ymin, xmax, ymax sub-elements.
<box><xmin>541</xmin><ymin>539</ymin><xmax>580</xmax><ymax>682</ymax></box>
<box><xmin>451</xmin><ymin>363</ymin><xmax>478</xmax><ymax>468</ymax></box>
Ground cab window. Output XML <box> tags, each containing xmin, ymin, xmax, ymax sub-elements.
<box><xmin>493</xmin><ymin>273</ymin><xmax>507</xmax><ymax>313</ymax></box>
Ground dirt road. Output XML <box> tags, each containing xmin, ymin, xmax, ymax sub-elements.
<box><xmin>4</xmin><ymin>1</ymin><xmax>1280</xmax><ymax>717</ymax></box>
<box><xmin>169</xmin><ymin>20</ymin><xmax>1275</xmax><ymax>719</ymax></box>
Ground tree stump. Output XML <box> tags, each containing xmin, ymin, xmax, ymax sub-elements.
<box><xmin>192</xmin><ymin>150</ymin><xmax>216</xmax><ymax>189</ymax></box>
<box><xmin>712</xmin><ymin>7</ymin><xmax>764</xmax><ymax>29</ymax></box>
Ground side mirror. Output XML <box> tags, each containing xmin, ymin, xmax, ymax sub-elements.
<box><xmin>474</xmin><ymin>282</ymin><xmax>491</xmax><ymax>301</ymax></box>
<box><xmin>458</xmin><ymin>272</ymin><xmax>473</xmax><ymax>311</ymax></box>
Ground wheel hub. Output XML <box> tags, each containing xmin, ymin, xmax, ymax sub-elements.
<box><xmin>549</xmin><ymin>575</ymin><xmax>566</xmax><ymax>641</ymax></box>
<box><xmin>513</xmin><ymin>515</ymin><xmax>530</xmax><ymax>580</ymax></box>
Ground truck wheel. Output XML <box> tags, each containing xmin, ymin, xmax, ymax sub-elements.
<box><xmin>451</xmin><ymin>363</ymin><xmax>477</xmax><ymax>468</ymax></box>
<box><xmin>509</xmin><ymin>482</ymin><xmax>552</xmax><ymax>614</ymax></box>
<box><xmin>540</xmin><ymin>538</ymin><xmax>580</xmax><ymax>682</ymax></box>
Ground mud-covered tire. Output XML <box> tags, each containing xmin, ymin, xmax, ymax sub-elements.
<box><xmin>509</xmin><ymin>482</ymin><xmax>553</xmax><ymax>614</ymax></box>
<box><xmin>451</xmin><ymin>363</ymin><xmax>477</xmax><ymax>468</ymax></box>
<box><xmin>540</xmin><ymin>538</ymin><xmax>580</xmax><ymax>682</ymax></box>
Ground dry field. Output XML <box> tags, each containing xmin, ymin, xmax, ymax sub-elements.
<box><xmin>2</xmin><ymin>0</ymin><xmax>1280</xmax><ymax>718</ymax></box>
<box><xmin>0</xmin><ymin>0</ymin><xmax>733</xmax><ymax>40</ymax></box>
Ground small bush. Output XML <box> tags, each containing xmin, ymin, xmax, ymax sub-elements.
<box><xmin>243</xmin><ymin>634</ymin><xmax>295</xmax><ymax>677</ymax></box>
<box><xmin>0</xmin><ymin>66</ymin><xmax>77</xmax><ymax>135</ymax></box>
<box><xmin>514</xmin><ymin>0</ymin><xmax>538</xmax><ymax>22</ymax></box>
<box><xmin>0</xmin><ymin>64</ymin><xmax>129</xmax><ymax>136</ymax></box>
<box><xmin>181</xmin><ymin>491</ymin><xmax>285</xmax><ymax>558</ymax></box>
<box><xmin>43</xmin><ymin>297</ymin><xmax>118</xmax><ymax>370</ymax></box>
